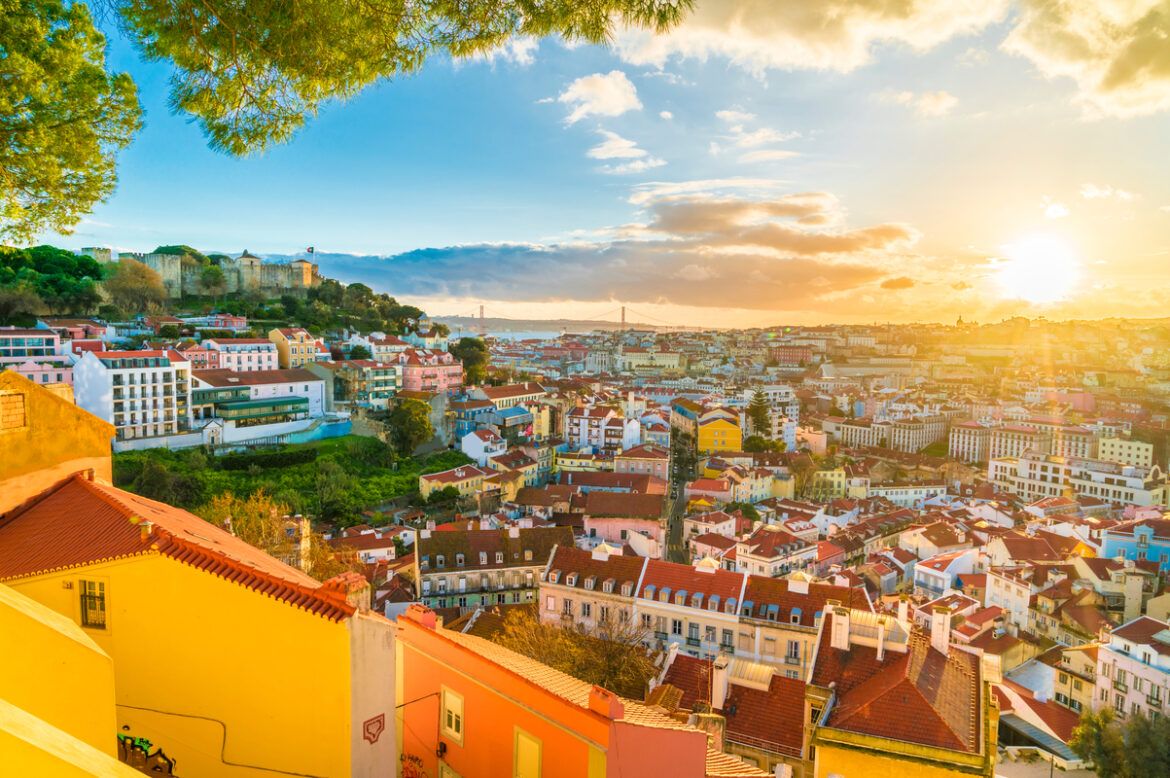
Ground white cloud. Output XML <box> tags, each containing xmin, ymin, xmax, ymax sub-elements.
<box><xmin>716</xmin><ymin>109</ymin><xmax>756</xmax><ymax>123</ymax></box>
<box><xmin>587</xmin><ymin>130</ymin><xmax>648</xmax><ymax>160</ymax></box>
<box><xmin>558</xmin><ymin>71</ymin><xmax>642</xmax><ymax>124</ymax></box>
<box><xmin>600</xmin><ymin>157</ymin><xmax>667</xmax><ymax>175</ymax></box>
<box><xmin>614</xmin><ymin>0</ymin><xmax>1010</xmax><ymax>74</ymax></box>
<box><xmin>1161</xmin><ymin>205</ymin><xmax>1170</xmax><ymax>213</ymax></box>
<box><xmin>958</xmin><ymin>47</ymin><xmax>990</xmax><ymax>66</ymax></box>
<box><xmin>1080</xmin><ymin>183</ymin><xmax>1136</xmax><ymax>201</ymax></box>
<box><xmin>1042</xmin><ymin>197</ymin><xmax>1069</xmax><ymax>219</ymax></box>
<box><xmin>877</xmin><ymin>89</ymin><xmax>958</xmax><ymax>116</ymax></box>
<box><xmin>660</xmin><ymin>110</ymin><xmax>674</xmax><ymax>120</ymax></box>
<box><xmin>585</xmin><ymin>130</ymin><xmax>666</xmax><ymax>174</ymax></box>
<box><xmin>738</xmin><ymin>149</ymin><xmax>800</xmax><ymax>163</ymax></box>
<box><xmin>1003</xmin><ymin>0</ymin><xmax>1170</xmax><ymax>118</ymax></box>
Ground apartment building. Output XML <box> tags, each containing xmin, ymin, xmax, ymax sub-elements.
<box><xmin>1098</xmin><ymin>436</ymin><xmax>1155</xmax><ymax>468</ymax></box>
<box><xmin>950</xmin><ymin>421</ymin><xmax>992</xmax><ymax>463</ymax></box>
<box><xmin>190</xmin><ymin>368</ymin><xmax>325</xmax><ymax>426</ymax></box>
<box><xmin>989</xmin><ymin>425</ymin><xmax>1051</xmax><ymax>459</ymax></box>
<box><xmin>0</xmin><ymin>327</ymin><xmax>72</xmax><ymax>385</ymax></box>
<box><xmin>268</xmin><ymin>327</ymin><xmax>328</xmax><ymax>369</ymax></box>
<box><xmin>202</xmin><ymin>338</ymin><xmax>279</xmax><ymax>372</ymax></box>
<box><xmin>1095</xmin><ymin>616</ymin><xmax>1170</xmax><ymax>720</ymax></box>
<box><xmin>988</xmin><ymin>451</ymin><xmax>1168</xmax><ymax>506</ymax></box>
<box><xmin>396</xmin><ymin>348</ymin><xmax>463</xmax><ymax>393</ymax></box>
<box><xmin>614</xmin><ymin>443</ymin><xmax>671</xmax><ymax>481</ymax></box>
<box><xmin>565</xmin><ymin>406</ymin><xmax>641</xmax><ymax>452</ymax></box>
<box><xmin>1102</xmin><ymin>519</ymin><xmax>1170</xmax><ymax>572</ymax></box>
<box><xmin>413</xmin><ymin>526</ymin><xmax>571</xmax><ymax>610</ymax></box>
<box><xmin>73</xmin><ymin>350</ymin><xmax>191</xmax><ymax>442</ymax></box>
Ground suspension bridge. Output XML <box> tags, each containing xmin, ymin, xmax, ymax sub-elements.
<box><xmin>437</xmin><ymin>304</ymin><xmax>704</xmax><ymax>335</ymax></box>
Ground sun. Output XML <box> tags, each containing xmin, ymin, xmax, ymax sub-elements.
<box><xmin>994</xmin><ymin>235</ymin><xmax>1081</xmax><ymax>304</ymax></box>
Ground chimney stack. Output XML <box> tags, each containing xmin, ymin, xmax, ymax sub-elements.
<box><xmin>930</xmin><ymin>605</ymin><xmax>952</xmax><ymax>655</ymax></box>
<box><xmin>896</xmin><ymin>594</ymin><xmax>909</xmax><ymax>626</ymax></box>
<box><xmin>876</xmin><ymin>618</ymin><xmax>886</xmax><ymax>662</ymax></box>
<box><xmin>710</xmin><ymin>656</ymin><xmax>731</xmax><ymax>710</ymax></box>
<box><xmin>828</xmin><ymin>602</ymin><xmax>851</xmax><ymax>651</ymax></box>
<box><xmin>588</xmin><ymin>686</ymin><xmax>625</xmax><ymax>719</ymax></box>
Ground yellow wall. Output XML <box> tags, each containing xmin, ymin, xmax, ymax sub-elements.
<box><xmin>9</xmin><ymin>553</ymin><xmax>356</xmax><ymax>778</ymax></box>
<box><xmin>698</xmin><ymin>418</ymin><xmax>742</xmax><ymax>454</ymax></box>
<box><xmin>0</xmin><ymin>584</ymin><xmax>117</xmax><ymax>754</ymax></box>
<box><xmin>0</xmin><ymin>372</ymin><xmax>114</xmax><ymax>514</ymax></box>
<box><xmin>816</xmin><ymin>743</ymin><xmax>984</xmax><ymax>778</ymax></box>
<box><xmin>0</xmin><ymin>697</ymin><xmax>141</xmax><ymax>777</ymax></box>
<box><xmin>420</xmin><ymin>474</ymin><xmax>483</xmax><ymax>498</ymax></box>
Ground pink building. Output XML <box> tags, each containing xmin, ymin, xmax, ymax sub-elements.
<box><xmin>615</xmin><ymin>443</ymin><xmax>671</xmax><ymax>480</ymax></box>
<box><xmin>204</xmin><ymin>338</ymin><xmax>279</xmax><ymax>372</ymax></box>
<box><xmin>208</xmin><ymin>313</ymin><xmax>248</xmax><ymax>331</ymax></box>
<box><xmin>38</xmin><ymin>317</ymin><xmax>108</xmax><ymax>340</ymax></box>
<box><xmin>0</xmin><ymin>327</ymin><xmax>71</xmax><ymax>384</ymax></box>
<box><xmin>397</xmin><ymin>348</ymin><xmax>463</xmax><ymax>393</ymax></box>
<box><xmin>178</xmin><ymin>343</ymin><xmax>220</xmax><ymax>369</ymax></box>
<box><xmin>9</xmin><ymin>359</ymin><xmax>73</xmax><ymax>386</ymax></box>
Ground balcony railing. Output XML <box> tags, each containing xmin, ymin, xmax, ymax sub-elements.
<box><xmin>686</xmin><ymin>637</ymin><xmax>701</xmax><ymax>647</ymax></box>
<box><xmin>1147</xmin><ymin>696</ymin><xmax>1162</xmax><ymax>709</ymax></box>
<box><xmin>1114</xmin><ymin>680</ymin><xmax>1129</xmax><ymax>693</ymax></box>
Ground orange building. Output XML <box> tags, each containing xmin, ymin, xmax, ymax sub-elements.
<box><xmin>396</xmin><ymin>604</ymin><xmax>769</xmax><ymax>778</ymax></box>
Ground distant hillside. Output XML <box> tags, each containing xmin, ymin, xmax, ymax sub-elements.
<box><xmin>435</xmin><ymin>316</ymin><xmax>661</xmax><ymax>334</ymax></box>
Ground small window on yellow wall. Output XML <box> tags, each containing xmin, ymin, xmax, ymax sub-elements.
<box><xmin>514</xmin><ymin>728</ymin><xmax>541</xmax><ymax>778</ymax></box>
<box><xmin>442</xmin><ymin>688</ymin><xmax>464</xmax><ymax>745</ymax></box>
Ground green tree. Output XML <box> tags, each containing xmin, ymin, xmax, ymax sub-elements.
<box><xmin>104</xmin><ymin>259</ymin><xmax>168</xmax><ymax>313</ymax></box>
<box><xmin>0</xmin><ymin>0</ymin><xmax>141</xmax><ymax>242</ymax></box>
<box><xmin>388</xmin><ymin>398</ymin><xmax>434</xmax><ymax>454</ymax></box>
<box><xmin>427</xmin><ymin>485</ymin><xmax>461</xmax><ymax>506</ymax></box>
<box><xmin>747</xmin><ymin>390</ymin><xmax>770</xmax><ymax>436</ymax></box>
<box><xmin>743</xmin><ymin>435</ymin><xmax>785</xmax><ymax>453</ymax></box>
<box><xmin>450</xmin><ymin>336</ymin><xmax>490</xmax><ymax>384</ymax></box>
<box><xmin>0</xmin><ymin>284</ymin><xmax>46</xmax><ymax>323</ymax></box>
<box><xmin>115</xmin><ymin>0</ymin><xmax>691</xmax><ymax>155</ymax></box>
<box><xmin>348</xmin><ymin>344</ymin><xmax>372</xmax><ymax>360</ymax></box>
<box><xmin>495</xmin><ymin>608</ymin><xmax>657</xmax><ymax>700</ymax></box>
<box><xmin>200</xmin><ymin>264</ymin><xmax>228</xmax><ymax>304</ymax></box>
<box><xmin>157</xmin><ymin>324</ymin><xmax>180</xmax><ymax>339</ymax></box>
<box><xmin>1070</xmin><ymin>708</ymin><xmax>1127</xmax><ymax>778</ymax></box>
<box><xmin>315</xmin><ymin>458</ymin><xmax>356</xmax><ymax>524</ymax></box>
<box><xmin>725</xmin><ymin>501</ymin><xmax>760</xmax><ymax>523</ymax></box>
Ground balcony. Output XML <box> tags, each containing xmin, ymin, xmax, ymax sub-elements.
<box><xmin>654</xmin><ymin>631</ymin><xmax>669</xmax><ymax>641</ymax></box>
<box><xmin>785</xmin><ymin>655</ymin><xmax>802</xmax><ymax>666</ymax></box>
<box><xmin>1148</xmin><ymin>696</ymin><xmax>1162</xmax><ymax>709</ymax></box>
<box><xmin>1114</xmin><ymin>679</ymin><xmax>1128</xmax><ymax>693</ymax></box>
<box><xmin>686</xmin><ymin>637</ymin><xmax>701</xmax><ymax>647</ymax></box>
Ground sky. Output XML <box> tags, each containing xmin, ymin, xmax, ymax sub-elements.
<box><xmin>46</xmin><ymin>1</ymin><xmax>1170</xmax><ymax>328</ymax></box>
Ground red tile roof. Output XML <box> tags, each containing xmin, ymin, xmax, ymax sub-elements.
<box><xmin>0</xmin><ymin>475</ymin><xmax>356</xmax><ymax>621</ymax></box>
<box><xmin>723</xmin><ymin>674</ymin><xmax>806</xmax><ymax>757</ymax></box>
<box><xmin>545</xmin><ymin>546</ymin><xmax>646</xmax><ymax>593</ymax></box>
<box><xmin>811</xmin><ymin>627</ymin><xmax>982</xmax><ymax>753</ymax></box>
<box><xmin>640</xmin><ymin>559</ymin><xmax>745</xmax><ymax>607</ymax></box>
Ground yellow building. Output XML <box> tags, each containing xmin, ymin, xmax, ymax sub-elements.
<box><xmin>0</xmin><ymin>376</ymin><xmax>397</xmax><ymax>777</ymax></box>
<box><xmin>0</xmin><ymin>582</ymin><xmax>140</xmax><ymax>776</ymax></box>
<box><xmin>698</xmin><ymin>411</ymin><xmax>742</xmax><ymax>454</ymax></box>
<box><xmin>419</xmin><ymin>463</ymin><xmax>491</xmax><ymax>499</ymax></box>
<box><xmin>554</xmin><ymin>450</ymin><xmax>614</xmax><ymax>473</ymax></box>
<box><xmin>269</xmin><ymin>326</ymin><xmax>324</xmax><ymax>368</ymax></box>
<box><xmin>0</xmin><ymin>370</ymin><xmax>114</xmax><ymax>515</ymax></box>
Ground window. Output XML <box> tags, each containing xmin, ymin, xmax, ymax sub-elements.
<box><xmin>641</xmin><ymin>613</ymin><xmax>652</xmax><ymax>629</ymax></box>
<box><xmin>581</xmin><ymin>602</ymin><xmax>592</xmax><ymax>618</ymax></box>
<box><xmin>545</xmin><ymin>596</ymin><xmax>555</xmax><ymax>612</ymax></box>
<box><xmin>599</xmin><ymin>606</ymin><xmax>610</xmax><ymax>623</ymax></box>
<box><xmin>496</xmin><ymin>552</ymin><xmax>505</xmax><ymax>564</ymax></box>
<box><xmin>562</xmin><ymin>599</ymin><xmax>573</xmax><ymax>615</ymax></box>
<box><xmin>479</xmin><ymin>552</ymin><xmax>487</xmax><ymax>565</ymax></box>
<box><xmin>705</xmin><ymin>625</ymin><xmax>716</xmax><ymax>644</ymax></box>
<box><xmin>787</xmin><ymin>640</ymin><xmax>800</xmax><ymax>659</ymax></box>
<box><xmin>763</xmin><ymin>637</ymin><xmax>777</xmax><ymax>656</ymax></box>
<box><xmin>442</xmin><ymin>688</ymin><xmax>464</xmax><ymax>744</ymax></box>
<box><xmin>671</xmin><ymin>619</ymin><xmax>683</xmax><ymax>636</ymax></box>
<box><xmin>79</xmin><ymin>580</ymin><xmax>106</xmax><ymax>629</ymax></box>
<box><xmin>514</xmin><ymin>728</ymin><xmax>542</xmax><ymax>778</ymax></box>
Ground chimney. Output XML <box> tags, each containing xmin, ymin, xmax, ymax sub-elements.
<box><xmin>426</xmin><ymin>519</ymin><xmax>436</xmax><ymax>532</ymax></box>
<box><xmin>588</xmin><ymin>686</ymin><xmax>625</xmax><ymax>719</ymax></box>
<box><xmin>138</xmin><ymin>519</ymin><xmax>154</xmax><ymax>542</ymax></box>
<box><xmin>876</xmin><ymin>618</ymin><xmax>886</xmax><ymax>662</ymax></box>
<box><xmin>930</xmin><ymin>605</ymin><xmax>951</xmax><ymax>655</ymax></box>
<box><xmin>711</xmin><ymin>656</ymin><xmax>731</xmax><ymax>710</ymax></box>
<box><xmin>508</xmin><ymin>526</ymin><xmax>521</xmax><ymax>539</ymax></box>
<box><xmin>828</xmin><ymin>602</ymin><xmax>851</xmax><ymax>651</ymax></box>
<box><xmin>1123</xmin><ymin>572</ymin><xmax>1144</xmax><ymax>623</ymax></box>
<box><xmin>896</xmin><ymin>594</ymin><xmax>909</xmax><ymax>626</ymax></box>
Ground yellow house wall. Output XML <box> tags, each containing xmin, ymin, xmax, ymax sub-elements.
<box><xmin>698</xmin><ymin>419</ymin><xmax>741</xmax><ymax>454</ymax></box>
<box><xmin>0</xmin><ymin>372</ymin><xmax>114</xmax><ymax>515</ymax></box>
<box><xmin>8</xmin><ymin>553</ymin><xmax>355</xmax><ymax>778</ymax></box>
<box><xmin>816</xmin><ymin>743</ymin><xmax>977</xmax><ymax>778</ymax></box>
<box><xmin>0</xmin><ymin>697</ymin><xmax>141</xmax><ymax>778</ymax></box>
<box><xmin>0</xmin><ymin>584</ymin><xmax>117</xmax><ymax>754</ymax></box>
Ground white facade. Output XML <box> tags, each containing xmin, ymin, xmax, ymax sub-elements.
<box><xmin>74</xmin><ymin>350</ymin><xmax>192</xmax><ymax>442</ymax></box>
<box><xmin>989</xmin><ymin>452</ymin><xmax>1168</xmax><ymax>506</ymax></box>
<box><xmin>1095</xmin><ymin>616</ymin><xmax>1170</xmax><ymax>719</ymax></box>
<box><xmin>1098</xmin><ymin>436</ymin><xmax>1155</xmax><ymax>469</ymax></box>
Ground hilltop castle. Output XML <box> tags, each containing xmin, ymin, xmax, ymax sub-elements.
<box><xmin>80</xmin><ymin>248</ymin><xmax>320</xmax><ymax>299</ymax></box>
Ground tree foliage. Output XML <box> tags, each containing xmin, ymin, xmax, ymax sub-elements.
<box><xmin>743</xmin><ymin>435</ymin><xmax>784</xmax><ymax>453</ymax></box>
<box><xmin>1</xmin><ymin>0</ymin><xmax>141</xmax><ymax>241</ymax></box>
<box><xmin>450</xmin><ymin>336</ymin><xmax>490</xmax><ymax>385</ymax></box>
<box><xmin>388</xmin><ymin>398</ymin><xmax>434</xmax><ymax>454</ymax></box>
<box><xmin>0</xmin><ymin>245</ymin><xmax>104</xmax><ymax>314</ymax></box>
<box><xmin>746</xmin><ymin>389</ymin><xmax>770</xmax><ymax>436</ymax></box>
<box><xmin>495</xmin><ymin>608</ymin><xmax>658</xmax><ymax>700</ymax></box>
<box><xmin>113</xmin><ymin>0</ymin><xmax>692</xmax><ymax>155</ymax></box>
<box><xmin>348</xmin><ymin>344</ymin><xmax>372</xmax><ymax>360</ymax></box>
<box><xmin>1070</xmin><ymin>707</ymin><xmax>1170</xmax><ymax>778</ymax></box>
<box><xmin>104</xmin><ymin>258</ymin><xmax>168</xmax><ymax>313</ymax></box>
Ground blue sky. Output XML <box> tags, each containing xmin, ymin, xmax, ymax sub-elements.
<box><xmin>49</xmin><ymin>2</ymin><xmax>1170</xmax><ymax>326</ymax></box>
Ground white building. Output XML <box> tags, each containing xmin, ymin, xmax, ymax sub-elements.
<box><xmin>74</xmin><ymin>349</ymin><xmax>192</xmax><ymax>443</ymax></box>
<box><xmin>949</xmin><ymin>421</ymin><xmax>992</xmax><ymax>463</ymax></box>
<box><xmin>191</xmin><ymin>368</ymin><xmax>326</xmax><ymax>423</ymax></box>
<box><xmin>564</xmin><ymin>406</ymin><xmax>641</xmax><ymax>452</ymax></box>
<box><xmin>1095</xmin><ymin>616</ymin><xmax>1170</xmax><ymax>718</ymax></box>
<box><xmin>988</xmin><ymin>451</ymin><xmax>1168</xmax><ymax>506</ymax></box>
<box><xmin>461</xmin><ymin>429</ymin><xmax>507</xmax><ymax>467</ymax></box>
<box><xmin>1098</xmin><ymin>436</ymin><xmax>1155</xmax><ymax>469</ymax></box>
<box><xmin>203</xmin><ymin>338</ymin><xmax>279</xmax><ymax>372</ymax></box>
